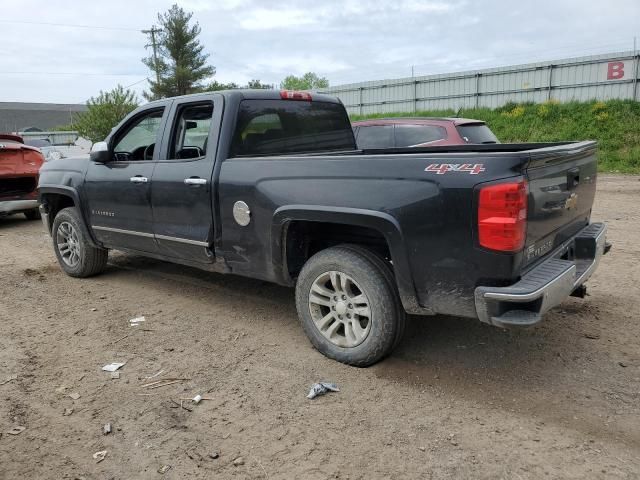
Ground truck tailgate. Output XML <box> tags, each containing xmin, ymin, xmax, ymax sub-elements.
<box><xmin>523</xmin><ymin>141</ymin><xmax>598</xmax><ymax>266</ymax></box>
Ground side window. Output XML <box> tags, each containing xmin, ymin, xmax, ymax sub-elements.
<box><xmin>112</xmin><ymin>109</ymin><xmax>164</xmax><ymax>161</ymax></box>
<box><xmin>394</xmin><ymin>125</ymin><xmax>447</xmax><ymax>147</ymax></box>
<box><xmin>355</xmin><ymin>125</ymin><xmax>394</xmax><ymax>149</ymax></box>
<box><xmin>169</xmin><ymin>103</ymin><xmax>214</xmax><ymax>160</ymax></box>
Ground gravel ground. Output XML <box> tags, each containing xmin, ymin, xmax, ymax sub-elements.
<box><xmin>0</xmin><ymin>174</ymin><xmax>638</xmax><ymax>479</ymax></box>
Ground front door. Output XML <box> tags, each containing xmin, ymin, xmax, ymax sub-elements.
<box><xmin>85</xmin><ymin>105</ymin><xmax>169</xmax><ymax>253</ymax></box>
<box><xmin>151</xmin><ymin>97</ymin><xmax>221</xmax><ymax>262</ymax></box>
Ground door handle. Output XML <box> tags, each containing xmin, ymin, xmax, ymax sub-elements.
<box><xmin>184</xmin><ymin>177</ymin><xmax>207</xmax><ymax>185</ymax></box>
<box><xmin>130</xmin><ymin>176</ymin><xmax>148</xmax><ymax>183</ymax></box>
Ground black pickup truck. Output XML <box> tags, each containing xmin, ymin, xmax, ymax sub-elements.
<box><xmin>38</xmin><ymin>90</ymin><xmax>609</xmax><ymax>366</ymax></box>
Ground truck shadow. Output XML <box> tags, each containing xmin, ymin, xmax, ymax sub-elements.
<box><xmin>0</xmin><ymin>215</ymin><xmax>37</xmax><ymax>228</ymax></box>
<box><xmin>104</xmin><ymin>253</ymin><xmax>295</xmax><ymax>307</ymax></box>
<box><xmin>106</xmin><ymin>252</ymin><xmax>596</xmax><ymax>388</ymax></box>
<box><xmin>101</xmin><ymin>254</ymin><xmax>634</xmax><ymax>444</ymax></box>
<box><xmin>380</xmin><ymin>306</ymin><xmax>598</xmax><ymax>388</ymax></box>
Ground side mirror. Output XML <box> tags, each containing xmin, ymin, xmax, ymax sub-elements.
<box><xmin>90</xmin><ymin>141</ymin><xmax>111</xmax><ymax>163</ymax></box>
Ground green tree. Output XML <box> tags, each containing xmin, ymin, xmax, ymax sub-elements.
<box><xmin>203</xmin><ymin>79</ymin><xmax>273</xmax><ymax>91</ymax></box>
<box><xmin>143</xmin><ymin>4</ymin><xmax>215</xmax><ymax>100</ymax></box>
<box><xmin>246</xmin><ymin>79</ymin><xmax>273</xmax><ymax>89</ymax></box>
<box><xmin>280</xmin><ymin>72</ymin><xmax>329</xmax><ymax>90</ymax></box>
<box><xmin>204</xmin><ymin>80</ymin><xmax>240</xmax><ymax>91</ymax></box>
<box><xmin>73</xmin><ymin>86</ymin><xmax>138</xmax><ymax>143</ymax></box>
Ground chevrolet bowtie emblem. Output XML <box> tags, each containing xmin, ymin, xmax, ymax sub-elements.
<box><xmin>565</xmin><ymin>193</ymin><xmax>578</xmax><ymax>210</ymax></box>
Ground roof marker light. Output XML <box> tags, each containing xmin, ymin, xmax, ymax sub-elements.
<box><xmin>280</xmin><ymin>90</ymin><xmax>312</xmax><ymax>101</ymax></box>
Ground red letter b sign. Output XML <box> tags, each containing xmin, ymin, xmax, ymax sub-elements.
<box><xmin>607</xmin><ymin>62</ymin><xmax>625</xmax><ymax>80</ymax></box>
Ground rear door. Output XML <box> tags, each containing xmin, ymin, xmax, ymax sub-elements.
<box><xmin>150</xmin><ymin>94</ymin><xmax>222</xmax><ymax>262</ymax></box>
<box><xmin>85</xmin><ymin>104</ymin><xmax>169</xmax><ymax>253</ymax></box>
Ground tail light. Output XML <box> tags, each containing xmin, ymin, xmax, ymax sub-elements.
<box><xmin>280</xmin><ymin>90</ymin><xmax>312</xmax><ymax>101</ymax></box>
<box><xmin>478</xmin><ymin>180</ymin><xmax>528</xmax><ymax>252</ymax></box>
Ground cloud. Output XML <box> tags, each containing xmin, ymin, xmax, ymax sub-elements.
<box><xmin>0</xmin><ymin>0</ymin><xmax>638</xmax><ymax>103</ymax></box>
<box><xmin>239</xmin><ymin>8</ymin><xmax>316</xmax><ymax>30</ymax></box>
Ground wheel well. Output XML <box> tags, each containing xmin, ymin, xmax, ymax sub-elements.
<box><xmin>41</xmin><ymin>193</ymin><xmax>75</xmax><ymax>228</ymax></box>
<box><xmin>284</xmin><ymin>221</ymin><xmax>391</xmax><ymax>281</ymax></box>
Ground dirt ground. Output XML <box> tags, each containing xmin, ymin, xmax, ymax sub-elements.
<box><xmin>0</xmin><ymin>175</ymin><xmax>639</xmax><ymax>479</ymax></box>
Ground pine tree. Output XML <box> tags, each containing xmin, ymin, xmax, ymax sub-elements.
<box><xmin>142</xmin><ymin>4</ymin><xmax>215</xmax><ymax>100</ymax></box>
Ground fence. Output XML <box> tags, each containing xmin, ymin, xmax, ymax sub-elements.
<box><xmin>318</xmin><ymin>51</ymin><xmax>640</xmax><ymax>116</ymax></box>
<box><xmin>19</xmin><ymin>131</ymin><xmax>79</xmax><ymax>146</ymax></box>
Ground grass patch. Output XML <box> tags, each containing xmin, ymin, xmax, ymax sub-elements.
<box><xmin>350</xmin><ymin>100</ymin><xmax>640</xmax><ymax>174</ymax></box>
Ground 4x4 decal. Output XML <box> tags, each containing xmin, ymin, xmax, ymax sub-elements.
<box><xmin>425</xmin><ymin>163</ymin><xmax>486</xmax><ymax>175</ymax></box>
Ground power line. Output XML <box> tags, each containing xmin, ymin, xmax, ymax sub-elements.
<box><xmin>0</xmin><ymin>71</ymin><xmax>146</xmax><ymax>76</ymax></box>
<box><xmin>0</xmin><ymin>19</ymin><xmax>141</xmax><ymax>31</ymax></box>
<box><xmin>123</xmin><ymin>77</ymin><xmax>150</xmax><ymax>88</ymax></box>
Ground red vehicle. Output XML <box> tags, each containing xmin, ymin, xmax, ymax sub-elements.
<box><xmin>352</xmin><ymin>117</ymin><xmax>499</xmax><ymax>149</ymax></box>
<box><xmin>0</xmin><ymin>134</ymin><xmax>44</xmax><ymax>219</ymax></box>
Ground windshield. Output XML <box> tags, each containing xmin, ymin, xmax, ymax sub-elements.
<box><xmin>456</xmin><ymin>124</ymin><xmax>499</xmax><ymax>144</ymax></box>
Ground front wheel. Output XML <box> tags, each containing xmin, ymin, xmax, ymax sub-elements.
<box><xmin>295</xmin><ymin>245</ymin><xmax>405</xmax><ymax>367</ymax></box>
<box><xmin>51</xmin><ymin>207</ymin><xmax>108</xmax><ymax>278</ymax></box>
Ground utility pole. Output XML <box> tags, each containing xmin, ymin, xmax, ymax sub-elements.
<box><xmin>142</xmin><ymin>25</ymin><xmax>161</xmax><ymax>86</ymax></box>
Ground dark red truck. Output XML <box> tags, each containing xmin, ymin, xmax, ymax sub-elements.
<box><xmin>0</xmin><ymin>134</ymin><xmax>43</xmax><ymax>220</ymax></box>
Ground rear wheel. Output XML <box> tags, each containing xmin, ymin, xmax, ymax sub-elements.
<box><xmin>24</xmin><ymin>209</ymin><xmax>41</xmax><ymax>220</ymax></box>
<box><xmin>339</xmin><ymin>244</ymin><xmax>406</xmax><ymax>350</ymax></box>
<box><xmin>295</xmin><ymin>245</ymin><xmax>405</xmax><ymax>367</ymax></box>
<box><xmin>52</xmin><ymin>207</ymin><xmax>108</xmax><ymax>277</ymax></box>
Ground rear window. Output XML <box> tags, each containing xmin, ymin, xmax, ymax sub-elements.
<box><xmin>230</xmin><ymin>100</ymin><xmax>355</xmax><ymax>157</ymax></box>
<box><xmin>355</xmin><ymin>125</ymin><xmax>394</xmax><ymax>149</ymax></box>
<box><xmin>394</xmin><ymin>125</ymin><xmax>447</xmax><ymax>147</ymax></box>
<box><xmin>456</xmin><ymin>124</ymin><xmax>499</xmax><ymax>144</ymax></box>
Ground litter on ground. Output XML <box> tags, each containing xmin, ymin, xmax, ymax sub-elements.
<box><xmin>307</xmin><ymin>382</ymin><xmax>340</xmax><ymax>399</ymax></box>
<box><xmin>102</xmin><ymin>362</ymin><xmax>126</xmax><ymax>372</ymax></box>
<box><xmin>129</xmin><ymin>316</ymin><xmax>146</xmax><ymax>327</ymax></box>
<box><xmin>93</xmin><ymin>450</ymin><xmax>107</xmax><ymax>463</ymax></box>
<box><xmin>141</xmin><ymin>378</ymin><xmax>190</xmax><ymax>389</ymax></box>
<box><xmin>6</xmin><ymin>426</ymin><xmax>26</xmax><ymax>435</ymax></box>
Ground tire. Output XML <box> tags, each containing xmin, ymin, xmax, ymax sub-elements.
<box><xmin>339</xmin><ymin>244</ymin><xmax>406</xmax><ymax>350</ymax></box>
<box><xmin>295</xmin><ymin>245</ymin><xmax>405</xmax><ymax>367</ymax></box>
<box><xmin>24</xmin><ymin>209</ymin><xmax>41</xmax><ymax>220</ymax></box>
<box><xmin>51</xmin><ymin>207</ymin><xmax>108</xmax><ymax>278</ymax></box>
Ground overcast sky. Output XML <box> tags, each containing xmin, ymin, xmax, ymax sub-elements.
<box><xmin>1</xmin><ymin>0</ymin><xmax>639</xmax><ymax>104</ymax></box>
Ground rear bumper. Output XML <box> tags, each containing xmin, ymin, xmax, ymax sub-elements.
<box><xmin>475</xmin><ymin>222</ymin><xmax>609</xmax><ymax>328</ymax></box>
<box><xmin>0</xmin><ymin>199</ymin><xmax>39</xmax><ymax>215</ymax></box>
